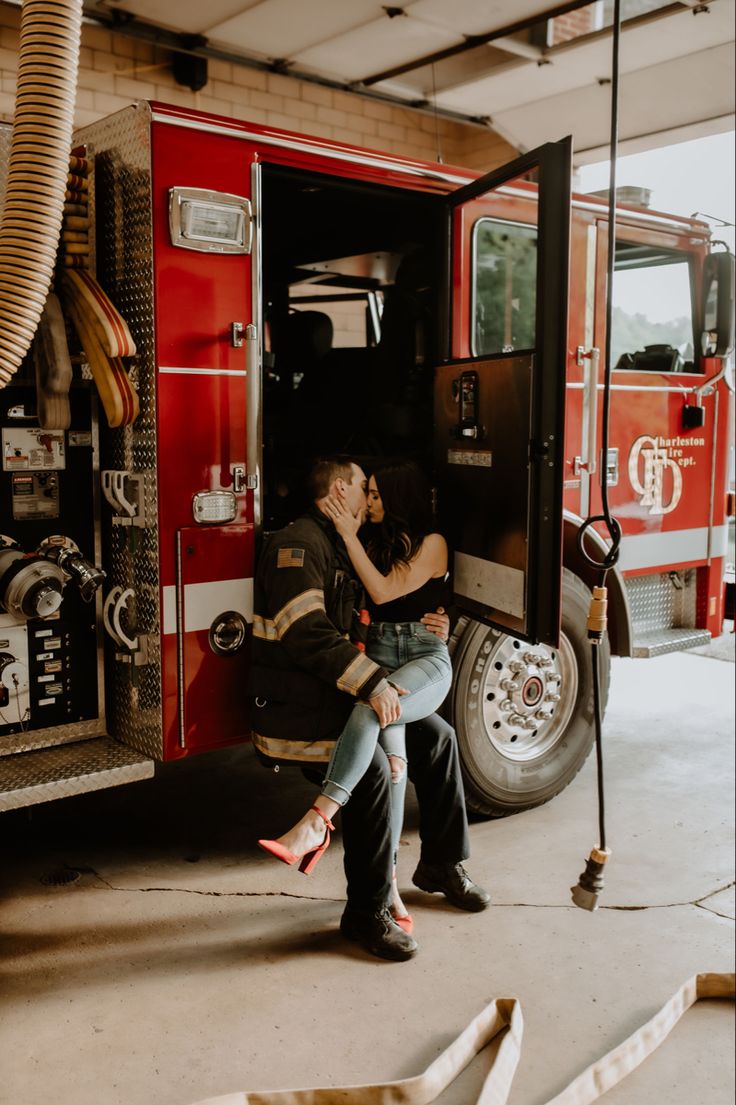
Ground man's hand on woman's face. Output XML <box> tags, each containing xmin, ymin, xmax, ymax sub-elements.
<box><xmin>325</xmin><ymin>493</ymin><xmax>362</xmax><ymax>539</ymax></box>
<box><xmin>420</xmin><ymin>607</ymin><xmax>450</xmax><ymax>642</ymax></box>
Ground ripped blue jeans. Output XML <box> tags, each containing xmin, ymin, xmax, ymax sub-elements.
<box><xmin>322</xmin><ymin>622</ymin><xmax>453</xmax><ymax>859</ymax></box>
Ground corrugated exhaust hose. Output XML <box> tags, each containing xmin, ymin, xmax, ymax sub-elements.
<box><xmin>0</xmin><ymin>0</ymin><xmax>83</xmax><ymax>387</ymax></box>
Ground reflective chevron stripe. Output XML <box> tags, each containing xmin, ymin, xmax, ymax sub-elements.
<box><xmin>252</xmin><ymin>732</ymin><xmax>334</xmax><ymax>763</ymax></box>
<box><xmin>252</xmin><ymin>614</ymin><xmax>278</xmax><ymax>641</ymax></box>
<box><xmin>337</xmin><ymin>651</ymin><xmax>380</xmax><ymax>695</ymax></box>
<box><xmin>272</xmin><ymin>588</ymin><xmax>325</xmax><ymax>637</ymax></box>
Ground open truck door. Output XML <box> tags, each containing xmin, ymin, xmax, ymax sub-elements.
<box><xmin>434</xmin><ymin>140</ymin><xmax>597</xmax><ymax>819</ymax></box>
<box><xmin>435</xmin><ymin>139</ymin><xmax>572</xmax><ymax>647</ymax></box>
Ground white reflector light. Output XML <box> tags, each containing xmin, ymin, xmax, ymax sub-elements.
<box><xmin>192</xmin><ymin>491</ymin><xmax>237</xmax><ymax>524</ymax></box>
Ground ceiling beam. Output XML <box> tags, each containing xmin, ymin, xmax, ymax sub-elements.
<box><xmin>360</xmin><ymin>0</ymin><xmax>594</xmax><ymax>86</ymax></box>
<box><xmin>79</xmin><ymin>8</ymin><xmax>499</xmax><ymax>130</ymax></box>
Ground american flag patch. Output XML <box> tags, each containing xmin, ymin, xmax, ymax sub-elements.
<box><xmin>277</xmin><ymin>547</ymin><xmax>305</xmax><ymax>568</ymax></box>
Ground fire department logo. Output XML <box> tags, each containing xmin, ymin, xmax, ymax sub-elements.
<box><xmin>628</xmin><ymin>435</ymin><xmax>683</xmax><ymax>515</ymax></box>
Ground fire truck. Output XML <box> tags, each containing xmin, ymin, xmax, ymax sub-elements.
<box><xmin>0</xmin><ymin>99</ymin><xmax>733</xmax><ymax>816</ymax></box>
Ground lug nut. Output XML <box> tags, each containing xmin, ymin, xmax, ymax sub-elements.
<box><xmin>500</xmin><ymin>677</ymin><xmax>518</xmax><ymax>692</ymax></box>
<box><xmin>523</xmin><ymin>717</ymin><xmax>537</xmax><ymax>730</ymax></box>
<box><xmin>536</xmin><ymin>707</ymin><xmax>554</xmax><ymax>720</ymax></box>
<box><xmin>508</xmin><ymin>660</ymin><xmax>524</xmax><ymax>674</ymax></box>
<box><xmin>500</xmin><ymin>698</ymin><xmax>514</xmax><ymax>713</ymax></box>
<box><xmin>522</xmin><ymin>651</ymin><xmax>541</xmax><ymax>664</ymax></box>
<box><xmin>537</xmin><ymin>656</ymin><xmax>553</xmax><ymax>668</ymax></box>
<box><xmin>509</xmin><ymin>713</ymin><xmax>526</xmax><ymax>726</ymax></box>
<box><xmin>545</xmin><ymin>692</ymin><xmax>561</xmax><ymax>702</ymax></box>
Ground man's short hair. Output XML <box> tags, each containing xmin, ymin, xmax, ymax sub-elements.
<box><xmin>307</xmin><ymin>455</ymin><xmax>355</xmax><ymax>500</ymax></box>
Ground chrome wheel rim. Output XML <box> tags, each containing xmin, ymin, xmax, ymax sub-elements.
<box><xmin>476</xmin><ymin>631</ymin><xmax>578</xmax><ymax>761</ymax></box>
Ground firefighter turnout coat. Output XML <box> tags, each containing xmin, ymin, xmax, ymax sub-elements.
<box><xmin>249</xmin><ymin>507</ymin><xmax>390</xmax><ymax>766</ymax></box>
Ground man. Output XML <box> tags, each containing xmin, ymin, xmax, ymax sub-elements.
<box><xmin>250</xmin><ymin>456</ymin><xmax>489</xmax><ymax>961</ymax></box>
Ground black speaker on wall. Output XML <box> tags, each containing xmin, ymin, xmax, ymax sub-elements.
<box><xmin>172</xmin><ymin>51</ymin><xmax>208</xmax><ymax>92</ymax></box>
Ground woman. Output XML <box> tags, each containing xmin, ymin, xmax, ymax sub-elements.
<box><xmin>258</xmin><ymin>461</ymin><xmax>451</xmax><ymax>929</ymax></box>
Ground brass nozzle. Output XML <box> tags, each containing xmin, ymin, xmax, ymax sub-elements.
<box><xmin>571</xmin><ymin>846</ymin><xmax>612</xmax><ymax>911</ymax></box>
<box><xmin>587</xmin><ymin>586</ymin><xmax>608</xmax><ymax>641</ymax></box>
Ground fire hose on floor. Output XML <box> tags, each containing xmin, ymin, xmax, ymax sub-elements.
<box><xmin>188</xmin><ymin>973</ymin><xmax>734</xmax><ymax>1105</ymax></box>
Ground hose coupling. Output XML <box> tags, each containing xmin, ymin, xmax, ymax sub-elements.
<box><xmin>587</xmin><ymin>586</ymin><xmax>608</xmax><ymax>643</ymax></box>
<box><xmin>571</xmin><ymin>846</ymin><xmax>612</xmax><ymax>911</ymax></box>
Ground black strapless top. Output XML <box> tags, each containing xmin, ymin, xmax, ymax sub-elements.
<box><xmin>367</xmin><ymin>574</ymin><xmax>451</xmax><ymax>624</ymax></box>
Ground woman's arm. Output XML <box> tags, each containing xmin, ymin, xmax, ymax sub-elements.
<box><xmin>324</xmin><ymin>494</ymin><xmax>447</xmax><ymax>604</ymax></box>
<box><xmin>344</xmin><ymin>531</ymin><xmax>446</xmax><ymax>604</ymax></box>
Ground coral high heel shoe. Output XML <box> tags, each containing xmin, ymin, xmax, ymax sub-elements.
<box><xmin>258</xmin><ymin>806</ymin><xmax>335</xmax><ymax>876</ymax></box>
<box><xmin>390</xmin><ymin>908</ymin><xmax>414</xmax><ymax>935</ymax></box>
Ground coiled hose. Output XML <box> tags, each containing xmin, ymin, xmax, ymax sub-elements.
<box><xmin>0</xmin><ymin>0</ymin><xmax>83</xmax><ymax>387</ymax></box>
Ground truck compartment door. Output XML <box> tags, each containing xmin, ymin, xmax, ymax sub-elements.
<box><xmin>176</xmin><ymin>524</ymin><xmax>253</xmax><ymax>751</ymax></box>
<box><xmin>435</xmin><ymin>138</ymin><xmax>572</xmax><ymax>646</ymax></box>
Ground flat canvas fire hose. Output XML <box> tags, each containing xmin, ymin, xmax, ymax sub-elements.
<box><xmin>57</xmin><ymin>152</ymin><xmax>139</xmax><ymax>427</ymax></box>
<box><xmin>188</xmin><ymin>973</ymin><xmax>733</xmax><ymax>1105</ymax></box>
<box><xmin>32</xmin><ymin>290</ymin><xmax>72</xmax><ymax>429</ymax></box>
<box><xmin>61</xmin><ymin>281</ymin><xmax>139</xmax><ymax>428</ymax></box>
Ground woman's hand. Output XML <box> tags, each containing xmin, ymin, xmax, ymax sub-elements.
<box><xmin>325</xmin><ymin>493</ymin><xmax>361</xmax><ymax>540</ymax></box>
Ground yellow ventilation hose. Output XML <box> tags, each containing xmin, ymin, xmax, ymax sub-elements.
<box><xmin>0</xmin><ymin>0</ymin><xmax>83</xmax><ymax>387</ymax></box>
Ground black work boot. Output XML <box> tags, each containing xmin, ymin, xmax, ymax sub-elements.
<box><xmin>412</xmin><ymin>861</ymin><xmax>490</xmax><ymax>912</ymax></box>
<box><xmin>340</xmin><ymin>905</ymin><xmax>418</xmax><ymax>961</ymax></box>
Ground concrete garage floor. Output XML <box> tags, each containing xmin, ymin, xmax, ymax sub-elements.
<box><xmin>1</xmin><ymin>644</ymin><xmax>734</xmax><ymax>1105</ymax></box>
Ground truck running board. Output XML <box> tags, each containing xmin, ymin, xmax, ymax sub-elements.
<box><xmin>632</xmin><ymin>628</ymin><xmax>712</xmax><ymax>658</ymax></box>
<box><xmin>0</xmin><ymin>737</ymin><xmax>154</xmax><ymax>812</ymax></box>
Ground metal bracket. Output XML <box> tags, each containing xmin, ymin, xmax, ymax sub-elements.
<box><xmin>602</xmin><ymin>447</ymin><xmax>619</xmax><ymax>486</ymax></box>
<box><xmin>103</xmin><ymin>585</ymin><xmax>150</xmax><ymax>665</ymax></box>
<box><xmin>232</xmin><ymin>465</ymin><xmax>246</xmax><ymax>493</ymax></box>
<box><xmin>231</xmin><ymin>321</ymin><xmax>244</xmax><ymax>348</ymax></box>
<box><xmin>101</xmin><ymin>470</ymin><xmax>153</xmax><ymax>528</ymax></box>
<box><xmin>115</xmin><ymin>634</ymin><xmax>151</xmax><ymax>667</ymax></box>
<box><xmin>233</xmin><ymin>465</ymin><xmax>258</xmax><ymax>492</ymax></box>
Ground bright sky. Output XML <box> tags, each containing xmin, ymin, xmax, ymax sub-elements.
<box><xmin>576</xmin><ymin>130</ymin><xmax>736</xmax><ymax>323</ymax></box>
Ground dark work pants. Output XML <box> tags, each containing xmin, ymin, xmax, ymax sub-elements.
<box><xmin>304</xmin><ymin>711</ymin><xmax>470</xmax><ymax>915</ymax></box>
<box><xmin>406</xmin><ymin>712</ymin><xmax>470</xmax><ymax>867</ymax></box>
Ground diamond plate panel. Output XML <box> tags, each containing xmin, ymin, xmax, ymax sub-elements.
<box><xmin>626</xmin><ymin>570</ymin><xmax>697</xmax><ymax>634</ymax></box>
<box><xmin>632</xmin><ymin>628</ymin><xmax>712</xmax><ymax>658</ymax></box>
<box><xmin>74</xmin><ymin>104</ymin><xmax>164</xmax><ymax>760</ymax></box>
<box><xmin>0</xmin><ymin>718</ymin><xmax>106</xmax><ymax>758</ymax></box>
<box><xmin>0</xmin><ymin>737</ymin><xmax>154</xmax><ymax>811</ymax></box>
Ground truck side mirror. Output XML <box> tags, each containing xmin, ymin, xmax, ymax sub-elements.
<box><xmin>701</xmin><ymin>250</ymin><xmax>735</xmax><ymax>358</ymax></box>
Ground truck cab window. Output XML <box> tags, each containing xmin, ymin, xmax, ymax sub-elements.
<box><xmin>472</xmin><ymin>218</ymin><xmax>537</xmax><ymax>356</ymax></box>
<box><xmin>612</xmin><ymin>242</ymin><xmax>696</xmax><ymax>372</ymax></box>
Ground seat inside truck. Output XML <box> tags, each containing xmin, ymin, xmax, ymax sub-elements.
<box><xmin>260</xmin><ymin>163</ymin><xmax>444</xmax><ymax>529</ymax></box>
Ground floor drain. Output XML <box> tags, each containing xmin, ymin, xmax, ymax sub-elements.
<box><xmin>40</xmin><ymin>868</ymin><xmax>81</xmax><ymax>887</ymax></box>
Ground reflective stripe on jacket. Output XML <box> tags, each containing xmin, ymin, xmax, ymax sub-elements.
<box><xmin>248</xmin><ymin>507</ymin><xmax>389</xmax><ymax>757</ymax></box>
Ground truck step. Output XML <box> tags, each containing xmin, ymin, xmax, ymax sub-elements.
<box><xmin>632</xmin><ymin>628</ymin><xmax>712</xmax><ymax>658</ymax></box>
<box><xmin>0</xmin><ymin>737</ymin><xmax>154</xmax><ymax>812</ymax></box>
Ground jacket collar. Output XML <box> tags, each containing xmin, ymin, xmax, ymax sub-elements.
<box><xmin>306</xmin><ymin>505</ymin><xmax>353</xmax><ymax>568</ymax></box>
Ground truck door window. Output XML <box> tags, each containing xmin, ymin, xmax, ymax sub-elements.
<box><xmin>612</xmin><ymin>242</ymin><xmax>695</xmax><ymax>372</ymax></box>
<box><xmin>472</xmin><ymin>218</ymin><xmax>537</xmax><ymax>356</ymax></box>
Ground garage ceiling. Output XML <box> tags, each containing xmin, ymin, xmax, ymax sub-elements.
<box><xmin>83</xmin><ymin>0</ymin><xmax>735</xmax><ymax>162</ymax></box>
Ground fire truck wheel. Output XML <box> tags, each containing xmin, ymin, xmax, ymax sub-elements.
<box><xmin>448</xmin><ymin>568</ymin><xmax>610</xmax><ymax>818</ymax></box>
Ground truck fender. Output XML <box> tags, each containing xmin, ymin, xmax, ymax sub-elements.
<box><xmin>562</xmin><ymin>509</ymin><xmax>632</xmax><ymax>657</ymax></box>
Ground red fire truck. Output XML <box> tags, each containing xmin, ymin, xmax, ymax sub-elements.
<box><xmin>0</xmin><ymin>100</ymin><xmax>733</xmax><ymax>815</ymax></box>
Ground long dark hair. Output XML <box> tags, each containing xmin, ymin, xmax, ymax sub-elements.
<box><xmin>364</xmin><ymin>460</ymin><xmax>434</xmax><ymax>573</ymax></box>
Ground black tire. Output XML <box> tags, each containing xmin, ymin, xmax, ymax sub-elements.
<box><xmin>448</xmin><ymin>568</ymin><xmax>610</xmax><ymax>818</ymax></box>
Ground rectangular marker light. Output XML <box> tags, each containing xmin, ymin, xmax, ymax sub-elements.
<box><xmin>192</xmin><ymin>491</ymin><xmax>237</xmax><ymax>524</ymax></box>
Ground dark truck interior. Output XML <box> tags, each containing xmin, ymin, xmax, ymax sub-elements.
<box><xmin>260</xmin><ymin>163</ymin><xmax>445</xmax><ymax>529</ymax></box>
